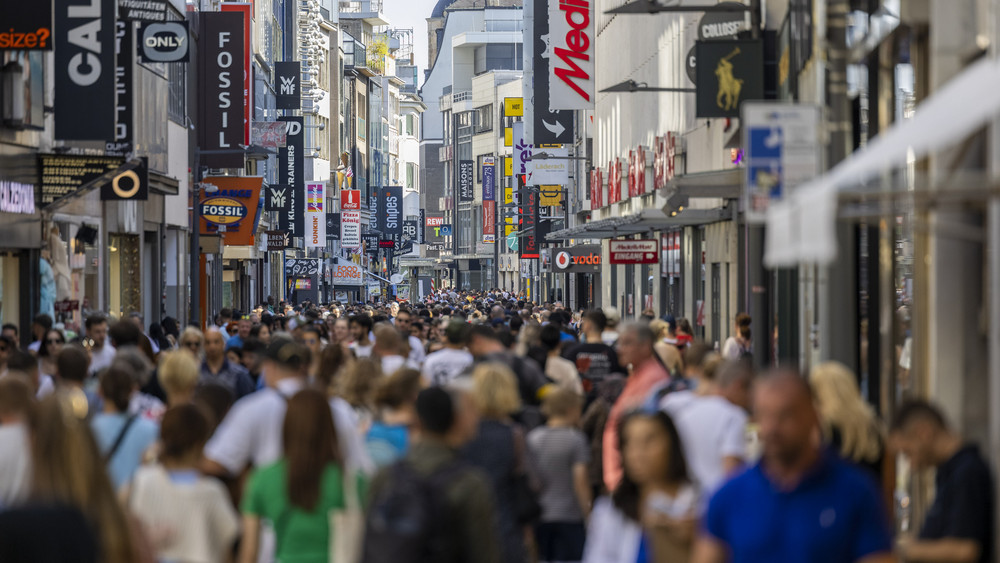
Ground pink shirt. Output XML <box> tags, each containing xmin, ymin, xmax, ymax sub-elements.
<box><xmin>602</xmin><ymin>357</ymin><xmax>670</xmax><ymax>492</ymax></box>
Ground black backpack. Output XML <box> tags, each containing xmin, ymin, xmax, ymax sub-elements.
<box><xmin>362</xmin><ymin>460</ymin><xmax>467</xmax><ymax>563</ymax></box>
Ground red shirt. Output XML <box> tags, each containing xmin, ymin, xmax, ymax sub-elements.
<box><xmin>602</xmin><ymin>357</ymin><xmax>670</xmax><ymax>491</ymax></box>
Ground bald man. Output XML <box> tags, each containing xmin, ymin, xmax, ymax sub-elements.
<box><xmin>692</xmin><ymin>371</ymin><xmax>895</xmax><ymax>563</ymax></box>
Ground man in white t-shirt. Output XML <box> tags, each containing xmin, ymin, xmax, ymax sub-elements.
<box><xmin>348</xmin><ymin>314</ymin><xmax>374</xmax><ymax>358</ymax></box>
<box><xmin>422</xmin><ymin>321</ymin><xmax>473</xmax><ymax>386</ymax></box>
<box><xmin>392</xmin><ymin>308</ymin><xmax>426</xmax><ymax>368</ymax></box>
<box><xmin>659</xmin><ymin>358</ymin><xmax>752</xmax><ymax>493</ymax></box>
<box><xmin>85</xmin><ymin>315</ymin><xmax>116</xmax><ymax>375</ymax></box>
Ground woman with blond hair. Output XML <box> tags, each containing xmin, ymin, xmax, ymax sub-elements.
<box><xmin>158</xmin><ymin>350</ymin><xmax>200</xmax><ymax>407</ymax></box>
<box><xmin>809</xmin><ymin>361</ymin><xmax>885</xmax><ymax>481</ymax></box>
<box><xmin>463</xmin><ymin>362</ymin><xmax>533</xmax><ymax>563</ymax></box>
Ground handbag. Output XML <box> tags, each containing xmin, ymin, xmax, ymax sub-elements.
<box><xmin>330</xmin><ymin>469</ymin><xmax>365</xmax><ymax>563</ymax></box>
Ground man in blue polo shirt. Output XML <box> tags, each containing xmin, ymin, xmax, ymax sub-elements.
<box><xmin>692</xmin><ymin>371</ymin><xmax>895</xmax><ymax>563</ymax></box>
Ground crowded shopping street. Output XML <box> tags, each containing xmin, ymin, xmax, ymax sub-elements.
<box><xmin>2</xmin><ymin>0</ymin><xmax>1000</xmax><ymax>561</ymax></box>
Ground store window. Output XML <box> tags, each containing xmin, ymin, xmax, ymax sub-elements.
<box><xmin>108</xmin><ymin>234</ymin><xmax>141</xmax><ymax>319</ymax></box>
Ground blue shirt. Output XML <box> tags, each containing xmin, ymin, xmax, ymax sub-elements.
<box><xmin>704</xmin><ymin>451</ymin><xmax>892</xmax><ymax>563</ymax></box>
<box><xmin>91</xmin><ymin>413</ymin><xmax>159</xmax><ymax>490</ymax></box>
<box><xmin>365</xmin><ymin>423</ymin><xmax>409</xmax><ymax>468</ymax></box>
<box><xmin>226</xmin><ymin>334</ymin><xmax>244</xmax><ymax>350</ymax></box>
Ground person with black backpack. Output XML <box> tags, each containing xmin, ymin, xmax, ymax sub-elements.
<box><xmin>363</xmin><ymin>386</ymin><xmax>501</xmax><ymax>563</ymax></box>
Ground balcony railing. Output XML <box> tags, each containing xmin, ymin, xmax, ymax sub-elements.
<box><xmin>339</xmin><ymin>0</ymin><xmax>383</xmax><ymax>15</ymax></box>
<box><xmin>452</xmin><ymin>90</ymin><xmax>472</xmax><ymax>104</ymax></box>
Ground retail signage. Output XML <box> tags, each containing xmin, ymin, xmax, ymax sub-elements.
<box><xmin>54</xmin><ymin>0</ymin><xmax>115</xmax><ymax>141</ymax></box>
<box><xmin>107</xmin><ymin>21</ymin><xmax>133</xmax><ymax>157</ymax></box>
<box><xmin>138</xmin><ymin>21</ymin><xmax>188</xmax><ymax>62</ymax></box>
<box><xmin>266</xmin><ymin>230</ymin><xmax>288</xmax><ymax>251</ymax></box>
<box><xmin>369</xmin><ymin>194</ymin><xmax>379</xmax><ymax>231</ymax></box>
<box><xmin>685</xmin><ymin>45</ymin><xmax>697</xmax><ymax>84</ymax></box>
<box><xmin>305</xmin><ymin>182</ymin><xmax>325</xmax><ymax>248</ymax></box>
<box><xmin>628</xmin><ymin>146</ymin><xmax>647</xmax><ymax>197</ymax></box>
<box><xmin>440</xmin><ymin>224</ymin><xmax>453</xmax><ymax>236</ymax></box>
<box><xmin>653</xmin><ymin>133</ymin><xmax>677</xmax><ymax>190</ymax></box>
<box><xmin>341</xmin><ymin>209</ymin><xmax>361</xmax><ymax>249</ymax></box>
<box><xmin>609</xmin><ymin>239</ymin><xmax>659</xmax><ymax>264</ymax></box>
<box><xmin>380</xmin><ymin>186</ymin><xmax>403</xmax><ymax>249</ymax></box>
<box><xmin>199</xmin><ymin>176</ymin><xmax>263</xmax><ymax>246</ymax></box>
<box><xmin>697</xmin><ymin>2</ymin><xmax>750</xmax><ymax>40</ymax></box>
<box><xmin>483</xmin><ymin>201</ymin><xmax>496</xmax><ymax>243</ymax></box>
<box><xmin>607</xmin><ymin>157</ymin><xmax>622</xmax><ymax>204</ymax></box>
<box><xmin>590</xmin><ymin>168</ymin><xmax>602</xmax><ymax>209</ymax></box>
<box><xmin>531</xmin><ymin>146</ymin><xmax>569</xmax><ymax>185</ymax></box>
<box><xmin>519</xmin><ymin>188</ymin><xmax>539</xmax><ymax>259</ymax></box>
<box><xmin>539</xmin><ymin>186</ymin><xmax>562</xmax><ymax>207</ymax></box>
<box><xmin>695</xmin><ymin>40</ymin><xmax>764</xmax><ymax>119</ymax></box>
<box><xmin>332</xmin><ymin>262</ymin><xmax>363</xmax><ymax>286</ymax></box>
<box><xmin>277</xmin><ymin>116</ymin><xmax>304</xmax><ymax>236</ymax></box>
<box><xmin>265</xmin><ymin>184</ymin><xmax>288</xmax><ymax>211</ymax></box>
<box><xmin>285</xmin><ymin>258</ymin><xmax>319</xmax><ymax>277</ymax></box>
<box><xmin>504</xmin><ymin>97</ymin><xmax>524</xmax><ymax>116</ymax></box>
<box><xmin>742</xmin><ymin>102</ymin><xmax>821</xmax><ymax>222</ymax></box>
<box><xmin>326</xmin><ymin>212</ymin><xmax>340</xmax><ymax>241</ymax></box>
<box><xmin>119</xmin><ymin>0</ymin><xmax>167</xmax><ymax>21</ymax></box>
<box><xmin>0</xmin><ymin>0</ymin><xmax>53</xmax><ymax>50</ymax></box>
<box><xmin>483</xmin><ymin>157</ymin><xmax>496</xmax><ymax>201</ymax></box>
<box><xmin>418</xmin><ymin>210</ymin><xmax>426</xmax><ymax>243</ymax></box>
<box><xmin>198</xmin><ymin>12</ymin><xmax>245</xmax><ymax>167</ymax></box>
<box><xmin>340</xmin><ymin>189</ymin><xmax>361</xmax><ymax>210</ymax></box>
<box><xmin>513</xmin><ymin>122</ymin><xmax>532</xmax><ymax>176</ymax></box>
<box><xmin>38</xmin><ymin>154</ymin><xmax>123</xmax><ymax>206</ymax></box>
<box><xmin>553</xmin><ymin>244</ymin><xmax>600</xmax><ymax>273</ymax></box>
<box><xmin>252</xmin><ymin>121</ymin><xmax>287</xmax><ymax>149</ymax></box>
<box><xmin>275</xmin><ymin>61</ymin><xmax>301</xmax><ymax>110</ymax></box>
<box><xmin>403</xmin><ymin>219</ymin><xmax>418</xmax><ymax>246</ymax></box>
<box><xmin>660</xmin><ymin>231</ymin><xmax>681</xmax><ymax>277</ymax></box>
<box><xmin>379</xmin><ymin>240</ymin><xmax>395</xmax><ymax>248</ymax></box>
<box><xmin>0</xmin><ymin>180</ymin><xmax>36</xmax><ymax>215</ymax></box>
<box><xmin>548</xmin><ymin>0</ymin><xmax>595</xmax><ymax>110</ymax></box>
<box><xmin>458</xmin><ymin>160</ymin><xmax>474</xmax><ymax>202</ymax></box>
<box><xmin>220</xmin><ymin>3</ymin><xmax>251</xmax><ymax>146</ymax></box>
<box><xmin>533</xmin><ymin>0</ymin><xmax>575</xmax><ymax>143</ymax></box>
<box><xmin>100</xmin><ymin>157</ymin><xmax>148</xmax><ymax>201</ymax></box>
<box><xmin>504</xmin><ymin>128</ymin><xmax>513</xmax><ymax>147</ymax></box>
<box><xmin>425</xmin><ymin>215</ymin><xmax>444</xmax><ymax>227</ymax></box>
<box><xmin>504</xmin><ymin>157</ymin><xmax>513</xmax><ymax>177</ymax></box>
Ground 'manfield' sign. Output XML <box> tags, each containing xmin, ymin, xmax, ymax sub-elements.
<box><xmin>609</xmin><ymin>239</ymin><xmax>659</xmax><ymax>264</ymax></box>
<box><xmin>548</xmin><ymin>0</ymin><xmax>594</xmax><ymax>110</ymax></box>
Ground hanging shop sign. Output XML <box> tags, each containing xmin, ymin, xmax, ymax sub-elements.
<box><xmin>458</xmin><ymin>160</ymin><xmax>474</xmax><ymax>202</ymax></box>
<box><xmin>380</xmin><ymin>186</ymin><xmax>403</xmax><ymax>250</ymax></box>
<box><xmin>275</xmin><ymin>61</ymin><xmax>301</xmax><ymax>110</ymax></box>
<box><xmin>0</xmin><ymin>0</ymin><xmax>53</xmax><ymax>50</ymax></box>
<box><xmin>265</xmin><ymin>183</ymin><xmax>288</xmax><ymax>211</ymax></box>
<box><xmin>326</xmin><ymin>212</ymin><xmax>340</xmax><ymax>241</ymax></box>
<box><xmin>119</xmin><ymin>0</ymin><xmax>168</xmax><ymax>22</ymax></box>
<box><xmin>685</xmin><ymin>45</ymin><xmax>697</xmax><ymax>84</ymax></box>
<box><xmin>100</xmin><ymin>157</ymin><xmax>148</xmax><ymax>201</ymax></box>
<box><xmin>341</xmin><ymin>189</ymin><xmax>361</xmax><ymax>249</ymax></box>
<box><xmin>627</xmin><ymin>146</ymin><xmax>647</xmax><ymax>198</ymax></box>
<box><xmin>553</xmin><ymin>244</ymin><xmax>600</xmax><ymax>273</ymax></box>
<box><xmin>697</xmin><ymin>2</ymin><xmax>750</xmax><ymax>41</ymax></box>
<box><xmin>590</xmin><ymin>168</ymin><xmax>603</xmax><ymax>210</ymax></box>
<box><xmin>332</xmin><ymin>262</ymin><xmax>363</xmax><ymax>286</ymax></box>
<box><xmin>252</xmin><ymin>121</ymin><xmax>287</xmax><ymax>149</ymax></box>
<box><xmin>285</xmin><ymin>258</ymin><xmax>319</xmax><ymax>277</ymax></box>
<box><xmin>519</xmin><ymin>188</ymin><xmax>539</xmax><ymax>259</ymax></box>
<box><xmin>606</xmin><ymin>157</ymin><xmax>622</xmax><ymax>205</ymax></box>
<box><xmin>198</xmin><ymin>12</ymin><xmax>245</xmax><ymax>167</ymax></box>
<box><xmin>653</xmin><ymin>133</ymin><xmax>677</xmax><ymax>190</ymax></box>
<box><xmin>340</xmin><ymin>188</ymin><xmax>361</xmax><ymax>210</ymax></box>
<box><xmin>539</xmin><ymin>186</ymin><xmax>562</xmax><ymax>207</ymax></box>
<box><xmin>531</xmin><ymin>146</ymin><xmax>569</xmax><ymax>185</ymax></box>
<box><xmin>695</xmin><ymin>39</ymin><xmax>764</xmax><ymax>119</ymax></box>
<box><xmin>138</xmin><ymin>21</ymin><xmax>189</xmax><ymax>62</ymax></box>
<box><xmin>504</xmin><ymin>97</ymin><xmax>524</xmax><ymax>116</ymax></box>
<box><xmin>417</xmin><ymin>210</ymin><xmax>426</xmax><ymax>243</ymax></box>
<box><xmin>609</xmin><ymin>239</ymin><xmax>659</xmax><ymax>265</ymax></box>
<box><xmin>38</xmin><ymin>154</ymin><xmax>123</xmax><ymax>206</ymax></box>
<box><xmin>107</xmin><ymin>21</ymin><xmax>134</xmax><ymax>157</ymax></box>
<box><xmin>266</xmin><ymin>230</ymin><xmax>288</xmax><ymax>251</ymax></box>
<box><xmin>533</xmin><ymin>0</ymin><xmax>575</xmax><ymax>143</ymax></box>
<box><xmin>199</xmin><ymin>176</ymin><xmax>263</xmax><ymax>246</ymax></box>
<box><xmin>55</xmin><ymin>0</ymin><xmax>115</xmax><ymax>141</ymax></box>
<box><xmin>548</xmin><ymin>0</ymin><xmax>595</xmax><ymax>110</ymax></box>
<box><xmin>483</xmin><ymin>157</ymin><xmax>496</xmax><ymax>201</ymax></box>
<box><xmin>439</xmin><ymin>224</ymin><xmax>453</xmax><ymax>236</ymax></box>
<box><xmin>277</xmin><ymin>116</ymin><xmax>304</xmax><ymax>236</ymax></box>
<box><xmin>220</xmin><ymin>3</ymin><xmax>251</xmax><ymax>146</ymax></box>
<box><xmin>305</xmin><ymin>181</ymin><xmax>325</xmax><ymax>248</ymax></box>
<box><xmin>483</xmin><ymin>202</ymin><xmax>496</xmax><ymax>243</ymax></box>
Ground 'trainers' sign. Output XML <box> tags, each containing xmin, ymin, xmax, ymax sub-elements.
<box><xmin>548</xmin><ymin>0</ymin><xmax>594</xmax><ymax>110</ymax></box>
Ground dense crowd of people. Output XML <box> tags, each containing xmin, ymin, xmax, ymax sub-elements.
<box><xmin>0</xmin><ymin>290</ymin><xmax>992</xmax><ymax>562</ymax></box>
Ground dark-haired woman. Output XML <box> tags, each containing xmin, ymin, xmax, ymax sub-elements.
<box><xmin>127</xmin><ymin>404</ymin><xmax>239</xmax><ymax>563</ymax></box>
<box><xmin>90</xmin><ymin>364</ymin><xmax>159</xmax><ymax>490</ymax></box>
<box><xmin>583</xmin><ymin>410</ymin><xmax>701</xmax><ymax>563</ymax></box>
<box><xmin>240</xmin><ymin>389</ymin><xmax>367</xmax><ymax>563</ymax></box>
<box><xmin>36</xmin><ymin>328</ymin><xmax>65</xmax><ymax>397</ymax></box>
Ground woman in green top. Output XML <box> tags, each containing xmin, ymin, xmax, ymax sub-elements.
<box><xmin>239</xmin><ymin>389</ymin><xmax>366</xmax><ymax>563</ymax></box>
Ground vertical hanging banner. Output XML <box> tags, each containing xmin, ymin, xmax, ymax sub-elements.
<box><xmin>55</xmin><ymin>0</ymin><xmax>116</xmax><ymax>141</ymax></box>
<box><xmin>198</xmin><ymin>12</ymin><xmax>244</xmax><ymax>167</ymax></box>
<box><xmin>326</xmin><ymin>212</ymin><xmax>340</xmax><ymax>241</ymax></box>
<box><xmin>590</xmin><ymin>168</ymin><xmax>603</xmax><ymax>209</ymax></box>
<box><xmin>220</xmin><ymin>3</ymin><xmax>251</xmax><ymax>145</ymax></box>
<box><xmin>418</xmin><ymin>209</ymin><xmax>426</xmax><ymax>243</ymax></box>
<box><xmin>548</xmin><ymin>0</ymin><xmax>595</xmax><ymax>110</ymax></box>
<box><xmin>275</xmin><ymin>61</ymin><xmax>300</xmax><ymax>110</ymax></box>
<box><xmin>278</xmin><ymin>116</ymin><xmax>304</xmax><ymax>236</ymax></box>
<box><xmin>483</xmin><ymin>156</ymin><xmax>496</xmax><ymax>243</ymax></box>
<box><xmin>519</xmin><ymin>188</ymin><xmax>539</xmax><ymax>259</ymax></box>
<box><xmin>340</xmin><ymin>189</ymin><xmax>361</xmax><ymax>249</ymax></box>
<box><xmin>483</xmin><ymin>202</ymin><xmax>496</xmax><ymax>243</ymax></box>
<box><xmin>533</xmin><ymin>0</ymin><xmax>575</xmax><ymax>144</ymax></box>
<box><xmin>381</xmin><ymin>186</ymin><xmax>403</xmax><ymax>250</ymax></box>
<box><xmin>107</xmin><ymin>20</ymin><xmax>133</xmax><ymax>157</ymax></box>
<box><xmin>305</xmin><ymin>181</ymin><xmax>325</xmax><ymax>248</ymax></box>
<box><xmin>458</xmin><ymin>160</ymin><xmax>474</xmax><ymax>202</ymax></box>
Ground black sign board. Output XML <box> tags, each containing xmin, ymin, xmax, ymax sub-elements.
<box><xmin>552</xmin><ymin>244</ymin><xmax>601</xmax><ymax>273</ymax></box>
<box><xmin>277</xmin><ymin>117</ymin><xmax>304</xmax><ymax>236</ymax></box>
<box><xmin>119</xmin><ymin>0</ymin><xmax>167</xmax><ymax>22</ymax></box>
<box><xmin>139</xmin><ymin>21</ymin><xmax>189</xmax><ymax>63</ymax></box>
<box><xmin>107</xmin><ymin>21</ymin><xmax>133</xmax><ymax>158</ymax></box>
<box><xmin>326</xmin><ymin>212</ymin><xmax>340</xmax><ymax>241</ymax></box>
<box><xmin>363</xmin><ymin>233</ymin><xmax>380</xmax><ymax>258</ymax></box>
<box><xmin>418</xmin><ymin>209</ymin><xmax>426</xmax><ymax>243</ymax></box>
<box><xmin>533</xmin><ymin>0</ymin><xmax>574</xmax><ymax>145</ymax></box>
<box><xmin>458</xmin><ymin>160</ymin><xmax>474</xmax><ymax>202</ymax></box>
<box><xmin>198</xmin><ymin>12</ymin><xmax>244</xmax><ymax>168</ymax></box>
<box><xmin>697</xmin><ymin>2</ymin><xmax>749</xmax><ymax>40</ymax></box>
<box><xmin>369</xmin><ymin>195</ymin><xmax>379</xmax><ymax>231</ymax></box>
<box><xmin>0</xmin><ymin>0</ymin><xmax>53</xmax><ymax>50</ymax></box>
<box><xmin>100</xmin><ymin>157</ymin><xmax>148</xmax><ymax>201</ymax></box>
<box><xmin>266</xmin><ymin>230</ymin><xmax>288</xmax><ymax>251</ymax></box>
<box><xmin>54</xmin><ymin>0</ymin><xmax>116</xmax><ymax>141</ymax></box>
<box><xmin>380</xmin><ymin>186</ymin><xmax>403</xmax><ymax>249</ymax></box>
<box><xmin>265</xmin><ymin>184</ymin><xmax>289</xmax><ymax>211</ymax></box>
<box><xmin>38</xmin><ymin>154</ymin><xmax>124</xmax><ymax>206</ymax></box>
<box><xmin>695</xmin><ymin>40</ymin><xmax>764</xmax><ymax>119</ymax></box>
<box><xmin>402</xmin><ymin>219</ymin><xmax>418</xmax><ymax>242</ymax></box>
<box><xmin>519</xmin><ymin>188</ymin><xmax>539</xmax><ymax>259</ymax></box>
<box><xmin>275</xmin><ymin>61</ymin><xmax>301</xmax><ymax>110</ymax></box>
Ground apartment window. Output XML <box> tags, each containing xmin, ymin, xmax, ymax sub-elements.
<box><xmin>474</xmin><ymin>104</ymin><xmax>493</xmax><ymax>134</ymax></box>
<box><xmin>406</xmin><ymin>114</ymin><xmax>416</xmax><ymax>136</ymax></box>
<box><xmin>406</xmin><ymin>162</ymin><xmax>416</xmax><ymax>189</ymax></box>
<box><xmin>168</xmin><ymin>62</ymin><xmax>186</xmax><ymax>124</ymax></box>
<box><xmin>474</xmin><ymin>44</ymin><xmax>523</xmax><ymax>74</ymax></box>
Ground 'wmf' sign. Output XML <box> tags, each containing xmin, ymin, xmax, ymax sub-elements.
<box><xmin>275</xmin><ymin>61</ymin><xmax>300</xmax><ymax>110</ymax></box>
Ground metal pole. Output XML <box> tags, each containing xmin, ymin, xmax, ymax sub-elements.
<box><xmin>190</xmin><ymin>156</ymin><xmax>202</xmax><ymax>329</ymax></box>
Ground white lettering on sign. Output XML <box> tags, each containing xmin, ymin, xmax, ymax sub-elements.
<box><xmin>67</xmin><ymin>0</ymin><xmax>104</xmax><ymax>88</ymax></box>
<box><xmin>701</xmin><ymin>21</ymin><xmax>744</xmax><ymax>39</ymax></box>
<box><xmin>0</xmin><ymin>181</ymin><xmax>36</xmax><ymax>215</ymax></box>
<box><xmin>549</xmin><ymin>0</ymin><xmax>595</xmax><ymax>110</ymax></box>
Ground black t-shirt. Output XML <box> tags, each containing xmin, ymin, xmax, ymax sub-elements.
<box><xmin>919</xmin><ymin>445</ymin><xmax>994</xmax><ymax>563</ymax></box>
<box><xmin>561</xmin><ymin>342</ymin><xmax>624</xmax><ymax>393</ymax></box>
<box><xmin>0</xmin><ymin>503</ymin><xmax>99</xmax><ymax>562</ymax></box>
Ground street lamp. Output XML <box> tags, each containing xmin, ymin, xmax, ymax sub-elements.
<box><xmin>599</xmin><ymin>79</ymin><xmax>697</xmax><ymax>93</ymax></box>
<box><xmin>605</xmin><ymin>0</ymin><xmax>750</xmax><ymax>15</ymax></box>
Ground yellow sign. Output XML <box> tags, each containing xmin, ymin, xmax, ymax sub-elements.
<box><xmin>504</xmin><ymin>217</ymin><xmax>515</xmax><ymax>236</ymax></box>
<box><xmin>504</xmin><ymin>184</ymin><xmax>514</xmax><ymax>205</ymax></box>
<box><xmin>504</xmin><ymin>97</ymin><xmax>523</xmax><ymax>116</ymax></box>
<box><xmin>539</xmin><ymin>186</ymin><xmax>563</xmax><ymax>207</ymax></box>
<box><xmin>504</xmin><ymin>157</ymin><xmax>512</xmax><ymax>176</ymax></box>
<box><xmin>504</xmin><ymin>127</ymin><xmax>513</xmax><ymax>147</ymax></box>
<box><xmin>716</xmin><ymin>47</ymin><xmax>743</xmax><ymax>112</ymax></box>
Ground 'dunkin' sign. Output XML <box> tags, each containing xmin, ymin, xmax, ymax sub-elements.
<box><xmin>695</xmin><ymin>39</ymin><xmax>764</xmax><ymax>119</ymax></box>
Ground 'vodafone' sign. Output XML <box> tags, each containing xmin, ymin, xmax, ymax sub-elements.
<box><xmin>549</xmin><ymin>0</ymin><xmax>594</xmax><ymax>110</ymax></box>
<box><xmin>553</xmin><ymin>245</ymin><xmax>601</xmax><ymax>273</ymax></box>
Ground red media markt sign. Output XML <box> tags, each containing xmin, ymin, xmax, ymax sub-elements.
<box><xmin>609</xmin><ymin>239</ymin><xmax>659</xmax><ymax>264</ymax></box>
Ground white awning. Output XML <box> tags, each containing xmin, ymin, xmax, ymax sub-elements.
<box><xmin>765</xmin><ymin>55</ymin><xmax>1000</xmax><ymax>267</ymax></box>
